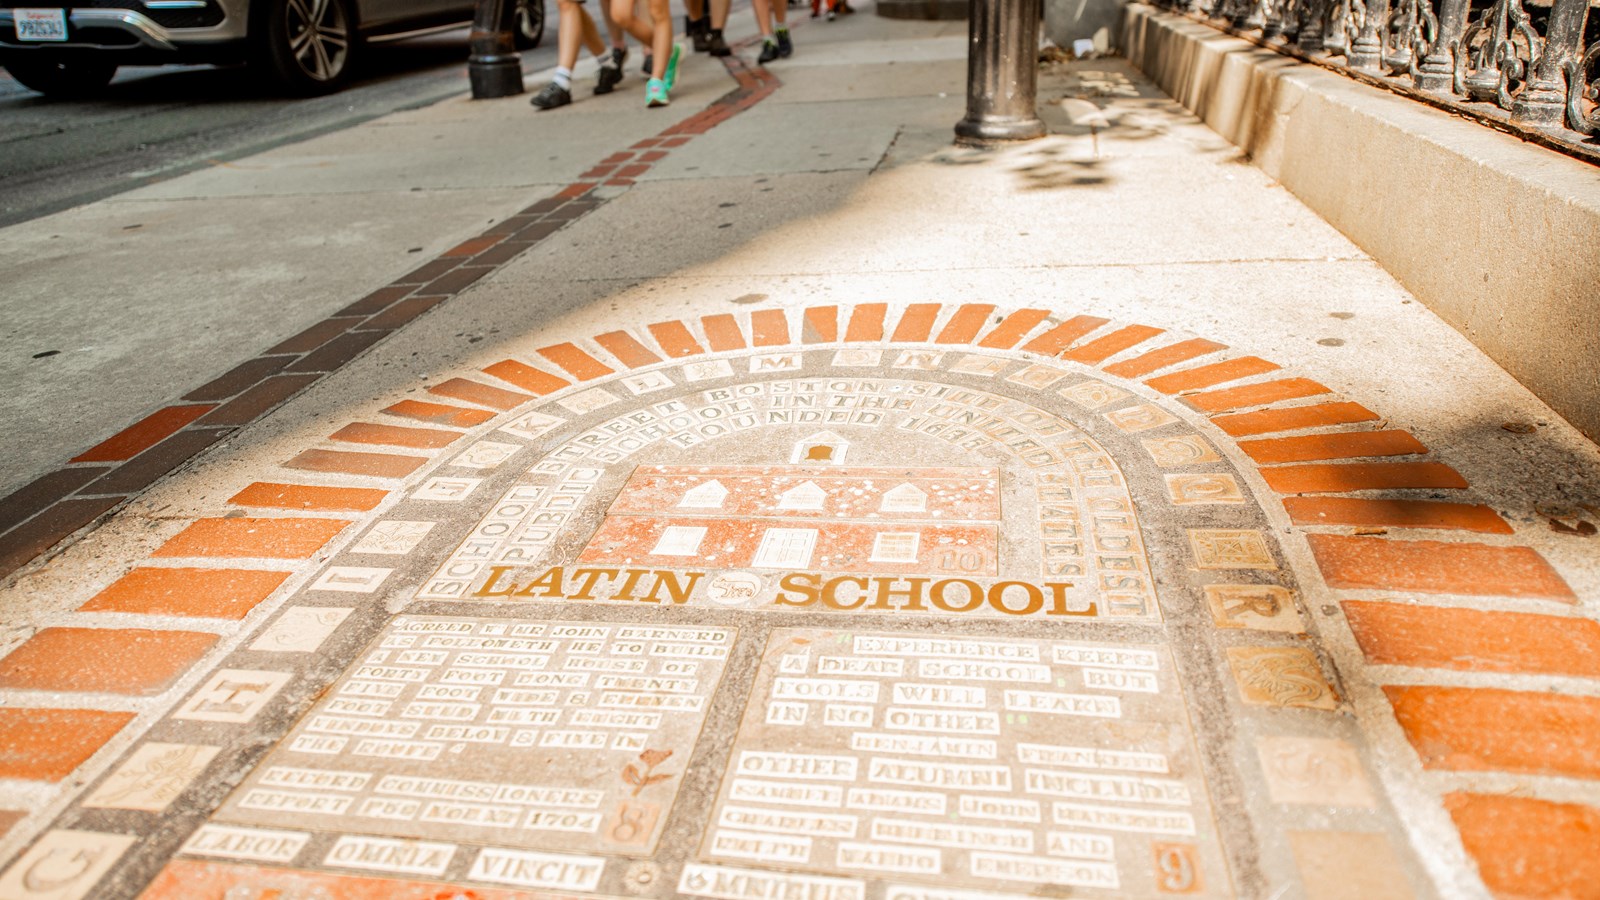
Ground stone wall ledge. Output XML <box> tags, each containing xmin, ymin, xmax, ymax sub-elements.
<box><xmin>1122</xmin><ymin>3</ymin><xmax>1600</xmax><ymax>443</ymax></box>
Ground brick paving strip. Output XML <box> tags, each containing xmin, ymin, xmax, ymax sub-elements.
<box><xmin>0</xmin><ymin>50</ymin><xmax>782</xmax><ymax>581</ymax></box>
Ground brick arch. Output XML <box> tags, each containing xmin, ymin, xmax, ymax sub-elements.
<box><xmin>414</xmin><ymin>364</ymin><xmax>1187</xmax><ymax>622</ymax></box>
<box><xmin>381</xmin><ymin>301</ymin><xmax>1583</xmax><ymax>889</ymax></box>
<box><xmin>70</xmin><ymin>301</ymin><xmax>1594</xmax><ymax>895</ymax></box>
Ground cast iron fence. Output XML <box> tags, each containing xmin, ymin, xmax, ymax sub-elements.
<box><xmin>1149</xmin><ymin>0</ymin><xmax>1600</xmax><ymax>163</ymax></box>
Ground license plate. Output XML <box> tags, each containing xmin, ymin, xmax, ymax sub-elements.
<box><xmin>15</xmin><ymin>8</ymin><xmax>68</xmax><ymax>42</ymax></box>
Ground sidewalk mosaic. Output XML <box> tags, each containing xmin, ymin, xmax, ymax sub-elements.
<box><xmin>0</xmin><ymin>29</ymin><xmax>1593</xmax><ymax>900</ymax></box>
<box><xmin>0</xmin><ymin>296</ymin><xmax>1587</xmax><ymax>899</ymax></box>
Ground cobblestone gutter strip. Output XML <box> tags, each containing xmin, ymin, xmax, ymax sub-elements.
<box><xmin>0</xmin><ymin>52</ymin><xmax>782</xmax><ymax>583</ymax></box>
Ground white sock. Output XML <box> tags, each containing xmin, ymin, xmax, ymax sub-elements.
<box><xmin>553</xmin><ymin>67</ymin><xmax>572</xmax><ymax>89</ymax></box>
<box><xmin>597</xmin><ymin>51</ymin><xmax>617</xmax><ymax>69</ymax></box>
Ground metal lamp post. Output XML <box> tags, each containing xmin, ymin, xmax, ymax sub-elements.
<box><xmin>955</xmin><ymin>0</ymin><xmax>1047</xmax><ymax>144</ymax></box>
<box><xmin>468</xmin><ymin>0</ymin><xmax>523</xmax><ymax>99</ymax></box>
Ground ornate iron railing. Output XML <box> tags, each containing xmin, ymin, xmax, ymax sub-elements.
<box><xmin>1149</xmin><ymin>0</ymin><xmax>1600</xmax><ymax>163</ymax></box>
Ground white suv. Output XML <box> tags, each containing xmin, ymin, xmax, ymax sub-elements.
<box><xmin>1</xmin><ymin>0</ymin><xmax>542</xmax><ymax>96</ymax></box>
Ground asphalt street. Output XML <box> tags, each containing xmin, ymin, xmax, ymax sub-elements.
<box><xmin>0</xmin><ymin>27</ymin><xmax>562</xmax><ymax>228</ymax></box>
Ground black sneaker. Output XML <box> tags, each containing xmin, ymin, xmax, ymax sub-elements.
<box><xmin>688</xmin><ymin>16</ymin><xmax>711</xmax><ymax>51</ymax></box>
<box><xmin>530</xmin><ymin>82</ymin><xmax>571</xmax><ymax>110</ymax></box>
<box><xmin>776</xmin><ymin>29</ymin><xmax>793</xmax><ymax>56</ymax></box>
<box><xmin>707</xmin><ymin>29</ymin><xmax>731</xmax><ymax>56</ymax></box>
<box><xmin>641</xmin><ymin>54</ymin><xmax>653</xmax><ymax>76</ymax></box>
<box><xmin>611</xmin><ymin>46</ymin><xmax>628</xmax><ymax>69</ymax></box>
<box><xmin>758</xmin><ymin>39</ymin><xmax>779</xmax><ymax>63</ymax></box>
<box><xmin>595</xmin><ymin>63</ymin><xmax>623</xmax><ymax>94</ymax></box>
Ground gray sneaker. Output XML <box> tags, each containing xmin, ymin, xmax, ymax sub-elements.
<box><xmin>530</xmin><ymin>82</ymin><xmax>571</xmax><ymax>110</ymax></box>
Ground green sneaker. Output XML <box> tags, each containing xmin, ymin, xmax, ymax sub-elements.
<box><xmin>662</xmin><ymin>43</ymin><xmax>683</xmax><ymax>93</ymax></box>
<box><xmin>646</xmin><ymin>77</ymin><xmax>670</xmax><ymax>107</ymax></box>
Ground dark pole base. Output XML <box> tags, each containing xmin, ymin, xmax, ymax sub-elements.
<box><xmin>954</xmin><ymin>115</ymin><xmax>1048</xmax><ymax>145</ymax></box>
<box><xmin>469</xmin><ymin>58</ymin><xmax>524</xmax><ymax>99</ymax></box>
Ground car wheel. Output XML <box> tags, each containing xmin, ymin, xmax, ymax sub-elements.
<box><xmin>513</xmin><ymin>0</ymin><xmax>544</xmax><ymax>49</ymax></box>
<box><xmin>258</xmin><ymin>0</ymin><xmax>358</xmax><ymax>95</ymax></box>
<box><xmin>3</xmin><ymin>57</ymin><xmax>117</xmax><ymax>98</ymax></box>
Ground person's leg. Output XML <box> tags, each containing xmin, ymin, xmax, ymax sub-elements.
<box><xmin>647</xmin><ymin>0</ymin><xmax>673</xmax><ymax>79</ymax></box>
<box><xmin>577</xmin><ymin>3</ymin><xmax>606</xmax><ymax>56</ymax></box>
<box><xmin>751</xmin><ymin>0</ymin><xmax>773</xmax><ymax>37</ymax></box>
<box><xmin>598</xmin><ymin>0</ymin><xmax>627</xmax><ymax>58</ymax></box>
<box><xmin>705</xmin><ymin>0</ymin><xmax>730</xmax><ymax>55</ymax></box>
<box><xmin>619</xmin><ymin>0</ymin><xmax>674</xmax><ymax>105</ymax></box>
<box><xmin>581</xmin><ymin>3</ymin><xmax>625</xmax><ymax>93</ymax></box>
<box><xmin>609</xmin><ymin>0</ymin><xmax>655</xmax><ymax>45</ymax></box>
<box><xmin>532</xmin><ymin>0</ymin><xmax>588</xmax><ymax>108</ymax></box>
<box><xmin>683</xmin><ymin>0</ymin><xmax>710</xmax><ymax>50</ymax></box>
<box><xmin>753</xmin><ymin>0</ymin><xmax>776</xmax><ymax>61</ymax></box>
<box><xmin>773</xmin><ymin>0</ymin><xmax>791</xmax><ymax>56</ymax></box>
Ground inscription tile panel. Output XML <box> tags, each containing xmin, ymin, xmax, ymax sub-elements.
<box><xmin>701</xmin><ymin>628</ymin><xmax>1230</xmax><ymax>898</ymax></box>
<box><xmin>211</xmin><ymin>616</ymin><xmax>734</xmax><ymax>858</ymax></box>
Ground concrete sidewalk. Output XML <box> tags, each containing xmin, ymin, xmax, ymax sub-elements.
<box><xmin>0</xmin><ymin>8</ymin><xmax>1597</xmax><ymax>900</ymax></box>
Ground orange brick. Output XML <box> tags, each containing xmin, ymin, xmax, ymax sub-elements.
<box><xmin>844</xmin><ymin>304</ymin><xmax>888</xmax><ymax>342</ymax></box>
<box><xmin>535</xmin><ymin>343</ymin><xmax>614</xmax><ymax>380</ymax></box>
<box><xmin>934</xmin><ymin>304</ymin><xmax>996</xmax><ymax>344</ymax></box>
<box><xmin>977</xmin><ymin>308</ymin><xmax>1052</xmax><ymax>349</ymax></box>
<box><xmin>647</xmin><ymin>321</ymin><xmax>704</xmax><ymax>358</ymax></box>
<box><xmin>1285</xmin><ymin>497</ymin><xmax>1511</xmax><ymax>534</ymax></box>
<box><xmin>1346</xmin><ymin>601</ymin><xmax>1600</xmax><ymax>676</ymax></box>
<box><xmin>0</xmin><ymin>709</ymin><xmax>132</xmax><ymax>781</ymax></box>
<box><xmin>1261</xmin><ymin>462</ymin><xmax>1469</xmax><ymax>494</ymax></box>
<box><xmin>381</xmin><ymin>399</ymin><xmax>494</xmax><ymax>428</ymax></box>
<box><xmin>428</xmin><ymin>377</ymin><xmax>534</xmax><ymax>410</ymax></box>
<box><xmin>1211</xmin><ymin>402</ymin><xmax>1379</xmax><ymax>437</ymax></box>
<box><xmin>1307</xmin><ymin>534</ymin><xmax>1574</xmax><ymax>601</ymax></box>
<box><xmin>441</xmin><ymin>235</ymin><xmax>503</xmax><ymax>257</ymax></box>
<box><xmin>1388</xmin><ymin>686</ymin><xmax>1600</xmax><ymax>778</ymax></box>
<box><xmin>142</xmin><ymin>860</ymin><xmax>584</xmax><ymax>900</ymax></box>
<box><xmin>0</xmin><ymin>628</ymin><xmax>217</xmax><ymax>695</ymax></box>
<box><xmin>802</xmin><ymin>306</ymin><xmax>839</xmax><ymax>343</ymax></box>
<box><xmin>229</xmin><ymin>483</ymin><xmax>387</xmax><ymax>512</ymax></box>
<box><xmin>1241</xmin><ymin>430</ymin><xmax>1429</xmax><ymax>464</ymax></box>
<box><xmin>482</xmin><ymin>360</ymin><xmax>570</xmax><ymax>396</ymax></box>
<box><xmin>1145</xmin><ymin>356</ymin><xmax>1280</xmax><ymax>394</ymax></box>
<box><xmin>329</xmin><ymin>422</ymin><xmax>461</xmax><ymax>449</ymax></box>
<box><xmin>72</xmin><ymin>404</ymin><xmax>215</xmax><ymax>463</ymax></box>
<box><xmin>751</xmin><ymin>309</ymin><xmax>790</xmax><ymax>346</ymax></box>
<box><xmin>155</xmin><ymin>517</ymin><xmax>350</xmax><ymax>559</ymax></box>
<box><xmin>700</xmin><ymin>314</ymin><xmax>747</xmax><ymax>351</ymax></box>
<box><xmin>1185</xmin><ymin>378</ymin><xmax>1332</xmax><ymax>413</ymax></box>
<box><xmin>1060</xmin><ymin>325</ymin><xmax>1164</xmax><ymax>365</ymax></box>
<box><xmin>1020</xmin><ymin>315</ymin><xmax>1110</xmax><ymax>356</ymax></box>
<box><xmin>81</xmin><ymin>567</ymin><xmax>289</xmax><ymax>619</ymax></box>
<box><xmin>1102</xmin><ymin>338</ymin><xmax>1226</xmax><ymax>379</ymax></box>
<box><xmin>1446</xmin><ymin>793</ymin><xmax>1600</xmax><ymax>900</ymax></box>
<box><xmin>285</xmin><ymin>449</ymin><xmax>426</xmax><ymax>479</ymax></box>
<box><xmin>594</xmin><ymin>331</ymin><xmax>663</xmax><ymax>368</ymax></box>
<box><xmin>889</xmin><ymin>303</ymin><xmax>941</xmax><ymax>342</ymax></box>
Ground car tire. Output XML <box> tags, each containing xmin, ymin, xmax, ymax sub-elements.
<box><xmin>513</xmin><ymin>0</ymin><xmax>544</xmax><ymax>49</ymax></box>
<box><xmin>3</xmin><ymin>57</ymin><xmax>117</xmax><ymax>98</ymax></box>
<box><xmin>257</xmin><ymin>0</ymin><xmax>359</xmax><ymax>95</ymax></box>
